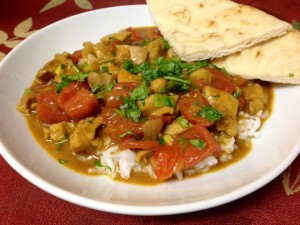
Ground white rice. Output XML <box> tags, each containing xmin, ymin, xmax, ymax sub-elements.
<box><xmin>238</xmin><ymin>110</ymin><xmax>263</xmax><ymax>140</ymax></box>
<box><xmin>90</xmin><ymin>146</ymin><xmax>151</xmax><ymax>179</ymax></box>
<box><xmin>183</xmin><ymin>156</ymin><xmax>218</xmax><ymax>176</ymax></box>
<box><xmin>219</xmin><ymin>136</ymin><xmax>236</xmax><ymax>154</ymax></box>
<box><xmin>89</xmin><ymin>110</ymin><xmax>266</xmax><ymax>180</ymax></box>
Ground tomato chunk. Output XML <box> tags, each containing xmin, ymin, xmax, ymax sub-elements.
<box><xmin>70</xmin><ymin>50</ymin><xmax>83</xmax><ymax>63</ymax></box>
<box><xmin>177</xmin><ymin>124</ymin><xmax>221</xmax><ymax>168</ymax></box>
<box><xmin>126</xmin><ymin>27</ymin><xmax>145</xmax><ymax>42</ymax></box>
<box><xmin>178</xmin><ymin>90</ymin><xmax>214</xmax><ymax>127</ymax></box>
<box><xmin>57</xmin><ymin>81</ymin><xmax>90</xmax><ymax>109</ymax></box>
<box><xmin>150</xmin><ymin>141</ymin><xmax>183</xmax><ymax>181</ymax></box>
<box><xmin>101</xmin><ymin>110</ymin><xmax>143</xmax><ymax>142</ymax></box>
<box><xmin>118</xmin><ymin>140</ymin><xmax>159</xmax><ymax>150</ymax></box>
<box><xmin>63</xmin><ymin>88</ymin><xmax>100</xmax><ymax>120</ymax></box>
<box><xmin>108</xmin><ymin>39</ymin><xmax>123</xmax><ymax>53</ymax></box>
<box><xmin>105</xmin><ymin>82</ymin><xmax>139</xmax><ymax>108</ymax></box>
<box><xmin>36</xmin><ymin>90</ymin><xmax>69</xmax><ymax>124</ymax></box>
<box><xmin>206</xmin><ymin>68</ymin><xmax>236</xmax><ymax>94</ymax></box>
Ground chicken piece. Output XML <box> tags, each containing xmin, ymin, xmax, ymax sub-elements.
<box><xmin>216</xmin><ymin>118</ymin><xmax>238</xmax><ymax>137</ymax></box>
<box><xmin>163</xmin><ymin>116</ymin><xmax>192</xmax><ymax>136</ymax></box>
<box><xmin>99</xmin><ymin>61</ymin><xmax>119</xmax><ymax>76</ymax></box>
<box><xmin>100</xmin><ymin>31</ymin><xmax>131</xmax><ymax>43</ymax></box>
<box><xmin>82</xmin><ymin>42</ymin><xmax>94</xmax><ymax>56</ymax></box>
<box><xmin>203</xmin><ymin>86</ymin><xmax>239</xmax><ymax>136</ymax></box>
<box><xmin>129</xmin><ymin>46</ymin><xmax>148</xmax><ymax>64</ymax></box>
<box><xmin>147</xmin><ymin>39</ymin><xmax>164</xmax><ymax>62</ymax></box>
<box><xmin>43</xmin><ymin>121</ymin><xmax>75</xmax><ymax>143</ymax></box>
<box><xmin>242</xmin><ymin>83</ymin><xmax>268</xmax><ymax>115</ymax></box>
<box><xmin>137</xmin><ymin>94</ymin><xmax>178</xmax><ymax>116</ymax></box>
<box><xmin>150</xmin><ymin>78</ymin><xmax>167</xmax><ymax>93</ymax></box>
<box><xmin>93</xmin><ymin>42</ymin><xmax>114</xmax><ymax>62</ymax></box>
<box><xmin>117</xmin><ymin>68</ymin><xmax>143</xmax><ymax>83</ymax></box>
<box><xmin>36</xmin><ymin>53</ymin><xmax>77</xmax><ymax>81</ymax></box>
<box><xmin>87</xmin><ymin>72</ymin><xmax>115</xmax><ymax>89</ymax></box>
<box><xmin>69</xmin><ymin>117</ymin><xmax>102</xmax><ymax>153</ymax></box>
<box><xmin>189</xmin><ymin>68</ymin><xmax>213</xmax><ymax>85</ymax></box>
<box><xmin>165</xmin><ymin>48</ymin><xmax>178</xmax><ymax>59</ymax></box>
<box><xmin>142</xmin><ymin>118</ymin><xmax>164</xmax><ymax>140</ymax></box>
<box><xmin>115</xmin><ymin>45</ymin><xmax>148</xmax><ymax>64</ymax></box>
<box><xmin>203</xmin><ymin>86</ymin><xmax>238</xmax><ymax>118</ymax></box>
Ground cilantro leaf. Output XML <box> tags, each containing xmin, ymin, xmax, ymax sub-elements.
<box><xmin>180</xmin><ymin>60</ymin><xmax>208</xmax><ymax>74</ymax></box>
<box><xmin>176</xmin><ymin>117</ymin><xmax>189</xmax><ymax>128</ymax></box>
<box><xmin>94</xmin><ymin>160</ymin><xmax>112</xmax><ymax>172</ymax></box>
<box><xmin>130</xmin><ymin>81</ymin><xmax>149</xmax><ymax>101</ymax></box>
<box><xmin>153</xmin><ymin>94</ymin><xmax>175</xmax><ymax>107</ymax></box>
<box><xmin>196</xmin><ymin>106</ymin><xmax>222</xmax><ymax>122</ymax></box>
<box><xmin>161</xmin><ymin>38</ymin><xmax>171</xmax><ymax>49</ymax></box>
<box><xmin>58</xmin><ymin>159</ymin><xmax>68</xmax><ymax>165</ymax></box>
<box><xmin>156</xmin><ymin>57</ymin><xmax>181</xmax><ymax>75</ymax></box>
<box><xmin>56</xmin><ymin>73</ymin><xmax>88</xmax><ymax>93</ymax></box>
<box><xmin>189</xmin><ymin>139</ymin><xmax>207</xmax><ymax>149</ymax></box>
<box><xmin>292</xmin><ymin>20</ymin><xmax>300</xmax><ymax>31</ymax></box>
<box><xmin>94</xmin><ymin>82</ymin><xmax>115</xmax><ymax>99</ymax></box>
<box><xmin>119</xmin><ymin>131</ymin><xmax>138</xmax><ymax>138</ymax></box>
<box><xmin>139</xmin><ymin>39</ymin><xmax>152</xmax><ymax>46</ymax></box>
<box><xmin>209</xmin><ymin>64</ymin><xmax>228</xmax><ymax>74</ymax></box>
<box><xmin>120</xmin><ymin>97</ymin><xmax>141</xmax><ymax>122</ymax></box>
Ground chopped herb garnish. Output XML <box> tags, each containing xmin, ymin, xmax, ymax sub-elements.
<box><xmin>197</xmin><ymin>106</ymin><xmax>223</xmax><ymax>121</ymax></box>
<box><xmin>233</xmin><ymin>90</ymin><xmax>241</xmax><ymax>98</ymax></box>
<box><xmin>210</xmin><ymin>64</ymin><xmax>228</xmax><ymax>74</ymax></box>
<box><xmin>24</xmin><ymin>88</ymin><xmax>32</xmax><ymax>94</ymax></box>
<box><xmin>120</xmin><ymin>97</ymin><xmax>141</xmax><ymax>122</ymax></box>
<box><xmin>189</xmin><ymin>139</ymin><xmax>207</xmax><ymax>150</ymax></box>
<box><xmin>180</xmin><ymin>60</ymin><xmax>209</xmax><ymax>74</ymax></box>
<box><xmin>178</xmin><ymin>138</ymin><xmax>187</xmax><ymax>150</ymax></box>
<box><xmin>130</xmin><ymin>81</ymin><xmax>150</xmax><ymax>101</ymax></box>
<box><xmin>101</xmin><ymin>66</ymin><xmax>109</xmax><ymax>72</ymax></box>
<box><xmin>72</xmin><ymin>63</ymin><xmax>80</xmax><ymax>73</ymax></box>
<box><xmin>119</xmin><ymin>130</ymin><xmax>137</xmax><ymax>138</ymax></box>
<box><xmin>289</xmin><ymin>73</ymin><xmax>295</xmax><ymax>77</ymax></box>
<box><xmin>139</xmin><ymin>39</ymin><xmax>152</xmax><ymax>46</ymax></box>
<box><xmin>292</xmin><ymin>20</ymin><xmax>300</xmax><ymax>31</ymax></box>
<box><xmin>58</xmin><ymin>159</ymin><xmax>68</xmax><ymax>165</ymax></box>
<box><xmin>81</xmin><ymin>62</ymin><xmax>88</xmax><ymax>68</ymax></box>
<box><xmin>153</xmin><ymin>94</ymin><xmax>175</xmax><ymax>108</ymax></box>
<box><xmin>94</xmin><ymin>82</ymin><xmax>115</xmax><ymax>98</ymax></box>
<box><xmin>164</xmin><ymin>76</ymin><xmax>191</xmax><ymax>85</ymax></box>
<box><xmin>176</xmin><ymin>117</ymin><xmax>189</xmax><ymax>128</ymax></box>
<box><xmin>56</xmin><ymin>142</ymin><xmax>63</xmax><ymax>152</ymax></box>
<box><xmin>94</xmin><ymin>160</ymin><xmax>112</xmax><ymax>172</ymax></box>
<box><xmin>64</xmin><ymin>133</ymin><xmax>70</xmax><ymax>141</ymax></box>
<box><xmin>118</xmin><ymin>82</ymin><xmax>150</xmax><ymax>122</ymax></box>
<box><xmin>161</xmin><ymin>38</ymin><xmax>171</xmax><ymax>49</ymax></box>
<box><xmin>158</xmin><ymin>136</ymin><xmax>165</xmax><ymax>145</ymax></box>
<box><xmin>56</xmin><ymin>73</ymin><xmax>88</xmax><ymax>93</ymax></box>
<box><xmin>212</xmin><ymin>94</ymin><xmax>221</xmax><ymax>98</ymax></box>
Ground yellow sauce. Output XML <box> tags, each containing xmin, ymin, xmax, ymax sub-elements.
<box><xmin>25</xmin><ymin>81</ymin><xmax>274</xmax><ymax>186</ymax></box>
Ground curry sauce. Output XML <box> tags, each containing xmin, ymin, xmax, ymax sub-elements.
<box><xmin>18</xmin><ymin>27</ymin><xmax>274</xmax><ymax>185</ymax></box>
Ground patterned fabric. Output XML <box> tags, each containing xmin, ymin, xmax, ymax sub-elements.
<box><xmin>0</xmin><ymin>0</ymin><xmax>299</xmax><ymax>224</ymax></box>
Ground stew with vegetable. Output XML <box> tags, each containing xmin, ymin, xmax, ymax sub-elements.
<box><xmin>17</xmin><ymin>27</ymin><xmax>273</xmax><ymax>185</ymax></box>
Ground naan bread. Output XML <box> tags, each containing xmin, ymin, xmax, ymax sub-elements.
<box><xmin>146</xmin><ymin>0</ymin><xmax>292</xmax><ymax>61</ymax></box>
<box><xmin>212</xmin><ymin>29</ymin><xmax>300</xmax><ymax>84</ymax></box>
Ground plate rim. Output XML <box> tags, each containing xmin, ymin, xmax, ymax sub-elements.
<box><xmin>0</xmin><ymin>4</ymin><xmax>300</xmax><ymax>216</ymax></box>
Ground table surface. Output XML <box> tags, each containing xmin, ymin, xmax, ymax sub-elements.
<box><xmin>0</xmin><ymin>0</ymin><xmax>299</xmax><ymax>224</ymax></box>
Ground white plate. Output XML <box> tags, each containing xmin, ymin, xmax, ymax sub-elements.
<box><xmin>0</xmin><ymin>5</ymin><xmax>300</xmax><ymax>216</ymax></box>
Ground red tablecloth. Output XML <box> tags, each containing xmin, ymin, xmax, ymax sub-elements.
<box><xmin>0</xmin><ymin>0</ymin><xmax>299</xmax><ymax>224</ymax></box>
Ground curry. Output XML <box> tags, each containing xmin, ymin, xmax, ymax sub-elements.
<box><xmin>17</xmin><ymin>27</ymin><xmax>273</xmax><ymax>185</ymax></box>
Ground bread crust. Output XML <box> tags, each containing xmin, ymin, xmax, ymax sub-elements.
<box><xmin>146</xmin><ymin>0</ymin><xmax>292</xmax><ymax>61</ymax></box>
